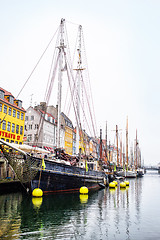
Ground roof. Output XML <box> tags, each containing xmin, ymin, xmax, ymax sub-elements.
<box><xmin>0</xmin><ymin>87</ymin><xmax>26</xmax><ymax>112</ymax></box>
<box><xmin>61</xmin><ymin>112</ymin><xmax>73</xmax><ymax>127</ymax></box>
<box><xmin>38</xmin><ymin>109</ymin><xmax>56</xmax><ymax>120</ymax></box>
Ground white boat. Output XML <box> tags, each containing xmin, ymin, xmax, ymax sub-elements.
<box><xmin>115</xmin><ymin>169</ymin><xmax>137</xmax><ymax>178</ymax></box>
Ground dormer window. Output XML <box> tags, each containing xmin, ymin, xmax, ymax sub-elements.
<box><xmin>14</xmin><ymin>99</ymin><xmax>22</xmax><ymax>108</ymax></box>
<box><xmin>9</xmin><ymin>96</ymin><xmax>14</xmax><ymax>104</ymax></box>
<box><xmin>0</xmin><ymin>90</ymin><xmax>4</xmax><ymax>100</ymax></box>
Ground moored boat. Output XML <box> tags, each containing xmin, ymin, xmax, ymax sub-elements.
<box><xmin>115</xmin><ymin>169</ymin><xmax>137</xmax><ymax>178</ymax></box>
<box><xmin>0</xmin><ymin>139</ymin><xmax>107</xmax><ymax>193</ymax></box>
<box><xmin>0</xmin><ymin>19</ymin><xmax>108</xmax><ymax>194</ymax></box>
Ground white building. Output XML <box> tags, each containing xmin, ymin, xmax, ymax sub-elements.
<box><xmin>24</xmin><ymin>103</ymin><xmax>65</xmax><ymax>150</ymax></box>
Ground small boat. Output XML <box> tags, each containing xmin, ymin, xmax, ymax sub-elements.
<box><xmin>137</xmin><ymin>168</ymin><xmax>144</xmax><ymax>177</ymax></box>
<box><xmin>115</xmin><ymin>169</ymin><xmax>136</xmax><ymax>178</ymax></box>
<box><xmin>125</xmin><ymin>170</ymin><xmax>137</xmax><ymax>178</ymax></box>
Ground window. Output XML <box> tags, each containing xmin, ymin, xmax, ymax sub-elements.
<box><xmin>20</xmin><ymin>126</ymin><xmax>23</xmax><ymax>135</ymax></box>
<box><xmin>13</xmin><ymin>109</ymin><xmax>16</xmax><ymax>117</ymax></box>
<box><xmin>17</xmin><ymin>111</ymin><xmax>20</xmax><ymax>119</ymax></box>
<box><xmin>25</xmin><ymin>116</ymin><xmax>28</xmax><ymax>121</ymax></box>
<box><xmin>9</xmin><ymin>96</ymin><xmax>14</xmax><ymax>104</ymax></box>
<box><xmin>8</xmin><ymin>107</ymin><xmax>12</xmax><ymax>116</ymax></box>
<box><xmin>28</xmin><ymin>134</ymin><xmax>32</xmax><ymax>141</ymax></box>
<box><xmin>31</xmin><ymin>115</ymin><xmax>34</xmax><ymax>120</ymax></box>
<box><xmin>6</xmin><ymin>139</ymin><xmax>9</xmax><ymax>142</ymax></box>
<box><xmin>34</xmin><ymin>124</ymin><xmax>39</xmax><ymax>129</ymax></box>
<box><xmin>2</xmin><ymin>120</ymin><xmax>6</xmax><ymax>130</ymax></box>
<box><xmin>21</xmin><ymin>113</ymin><xmax>24</xmax><ymax>120</ymax></box>
<box><xmin>4</xmin><ymin>105</ymin><xmax>7</xmax><ymax>113</ymax></box>
<box><xmin>29</xmin><ymin>125</ymin><xmax>32</xmax><ymax>130</ymax></box>
<box><xmin>10</xmin><ymin>140</ymin><xmax>14</xmax><ymax>143</ymax></box>
<box><xmin>34</xmin><ymin>134</ymin><xmax>38</xmax><ymax>141</ymax></box>
<box><xmin>17</xmin><ymin>100</ymin><xmax>22</xmax><ymax>108</ymax></box>
<box><xmin>0</xmin><ymin>90</ymin><xmax>4</xmax><ymax>99</ymax></box>
<box><xmin>0</xmin><ymin>103</ymin><xmax>2</xmax><ymax>112</ymax></box>
<box><xmin>12</xmin><ymin>123</ymin><xmax>15</xmax><ymax>133</ymax></box>
<box><xmin>16</xmin><ymin>125</ymin><xmax>19</xmax><ymax>134</ymax></box>
<box><xmin>7</xmin><ymin>122</ymin><xmax>11</xmax><ymax>131</ymax></box>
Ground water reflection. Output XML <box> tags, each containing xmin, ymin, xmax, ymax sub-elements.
<box><xmin>0</xmin><ymin>172</ymin><xmax>160</xmax><ymax>239</ymax></box>
<box><xmin>0</xmin><ymin>193</ymin><xmax>22</xmax><ymax>239</ymax></box>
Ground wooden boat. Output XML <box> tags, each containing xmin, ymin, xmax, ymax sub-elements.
<box><xmin>0</xmin><ymin>139</ymin><xmax>107</xmax><ymax>193</ymax></box>
<box><xmin>0</xmin><ymin>19</ymin><xmax>108</xmax><ymax>194</ymax></box>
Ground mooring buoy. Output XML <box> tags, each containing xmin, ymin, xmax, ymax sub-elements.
<box><xmin>32</xmin><ymin>188</ymin><xmax>43</xmax><ymax>197</ymax></box>
<box><xmin>79</xmin><ymin>186</ymin><xmax>89</xmax><ymax>194</ymax></box>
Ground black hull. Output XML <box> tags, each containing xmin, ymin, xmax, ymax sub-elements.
<box><xmin>28</xmin><ymin>159</ymin><xmax>107</xmax><ymax>194</ymax></box>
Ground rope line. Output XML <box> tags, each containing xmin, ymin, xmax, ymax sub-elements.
<box><xmin>16</xmin><ymin>26</ymin><xmax>59</xmax><ymax>99</ymax></box>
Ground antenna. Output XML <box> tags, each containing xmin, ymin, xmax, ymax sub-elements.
<box><xmin>30</xmin><ymin>94</ymin><xmax>33</xmax><ymax>106</ymax></box>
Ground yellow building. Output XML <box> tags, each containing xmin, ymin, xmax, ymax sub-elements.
<box><xmin>61</xmin><ymin>113</ymin><xmax>73</xmax><ymax>155</ymax></box>
<box><xmin>0</xmin><ymin>87</ymin><xmax>25</xmax><ymax>144</ymax></box>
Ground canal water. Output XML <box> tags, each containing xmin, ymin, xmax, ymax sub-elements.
<box><xmin>0</xmin><ymin>171</ymin><xmax>160</xmax><ymax>240</ymax></box>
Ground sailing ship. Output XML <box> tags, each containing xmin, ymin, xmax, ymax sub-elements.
<box><xmin>0</xmin><ymin>19</ymin><xmax>108</xmax><ymax>194</ymax></box>
<box><xmin>114</xmin><ymin>118</ymin><xmax>137</xmax><ymax>178</ymax></box>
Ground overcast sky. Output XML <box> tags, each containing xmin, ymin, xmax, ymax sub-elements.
<box><xmin>1</xmin><ymin>0</ymin><xmax>160</xmax><ymax>166</ymax></box>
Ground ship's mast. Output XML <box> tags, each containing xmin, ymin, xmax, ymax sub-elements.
<box><xmin>76</xmin><ymin>25</ymin><xmax>83</xmax><ymax>155</ymax></box>
<box><xmin>120</xmin><ymin>132</ymin><xmax>122</xmax><ymax>167</ymax></box>
<box><xmin>57</xmin><ymin>19</ymin><xmax>65</xmax><ymax>148</ymax></box>
<box><xmin>105</xmin><ymin>121</ymin><xmax>108</xmax><ymax>160</ymax></box>
<box><xmin>116</xmin><ymin>125</ymin><xmax>119</xmax><ymax>166</ymax></box>
<box><xmin>135</xmin><ymin>129</ymin><xmax>138</xmax><ymax>169</ymax></box>
<box><xmin>126</xmin><ymin>117</ymin><xmax>128</xmax><ymax>168</ymax></box>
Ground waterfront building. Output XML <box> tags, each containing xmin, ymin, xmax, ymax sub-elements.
<box><xmin>72</xmin><ymin>128</ymin><xmax>76</xmax><ymax>155</ymax></box>
<box><xmin>0</xmin><ymin>87</ymin><xmax>25</xmax><ymax>144</ymax></box>
<box><xmin>0</xmin><ymin>87</ymin><xmax>25</xmax><ymax>179</ymax></box>
<box><xmin>47</xmin><ymin>105</ymin><xmax>65</xmax><ymax>149</ymax></box>
<box><xmin>61</xmin><ymin>113</ymin><xmax>73</xmax><ymax>155</ymax></box>
<box><xmin>24</xmin><ymin>103</ymin><xmax>65</xmax><ymax>151</ymax></box>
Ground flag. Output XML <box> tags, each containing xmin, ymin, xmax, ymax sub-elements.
<box><xmin>42</xmin><ymin>158</ymin><xmax>46</xmax><ymax>170</ymax></box>
<box><xmin>85</xmin><ymin>161</ymin><xmax>88</xmax><ymax>172</ymax></box>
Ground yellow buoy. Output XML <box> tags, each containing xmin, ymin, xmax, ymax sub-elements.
<box><xmin>113</xmin><ymin>180</ymin><xmax>118</xmax><ymax>186</ymax></box>
<box><xmin>79</xmin><ymin>186</ymin><xmax>88</xmax><ymax>194</ymax></box>
<box><xmin>32</xmin><ymin>197</ymin><xmax>43</xmax><ymax>208</ymax></box>
<box><xmin>79</xmin><ymin>194</ymin><xmax>88</xmax><ymax>203</ymax></box>
<box><xmin>120</xmin><ymin>182</ymin><xmax>126</xmax><ymax>188</ymax></box>
<box><xmin>32</xmin><ymin>188</ymin><xmax>43</xmax><ymax>197</ymax></box>
<box><xmin>124</xmin><ymin>181</ymin><xmax>129</xmax><ymax>186</ymax></box>
<box><xmin>109</xmin><ymin>182</ymin><xmax>116</xmax><ymax>188</ymax></box>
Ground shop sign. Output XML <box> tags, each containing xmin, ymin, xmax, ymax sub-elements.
<box><xmin>0</xmin><ymin>130</ymin><xmax>21</xmax><ymax>140</ymax></box>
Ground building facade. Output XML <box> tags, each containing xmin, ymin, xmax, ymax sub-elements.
<box><xmin>0</xmin><ymin>87</ymin><xmax>25</xmax><ymax>144</ymax></box>
<box><xmin>24</xmin><ymin>104</ymin><xmax>61</xmax><ymax>150</ymax></box>
<box><xmin>0</xmin><ymin>87</ymin><xmax>25</xmax><ymax>179</ymax></box>
<box><xmin>61</xmin><ymin>113</ymin><xmax>73</xmax><ymax>155</ymax></box>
